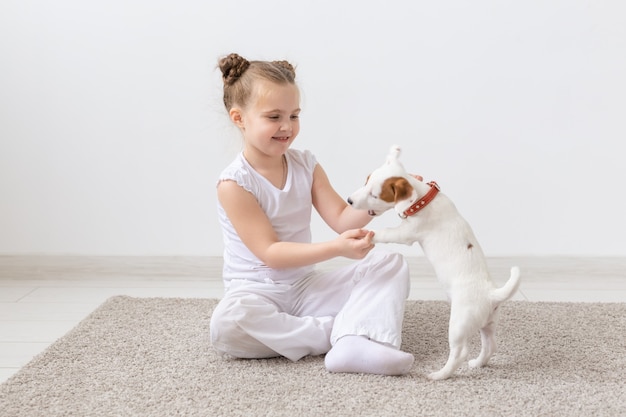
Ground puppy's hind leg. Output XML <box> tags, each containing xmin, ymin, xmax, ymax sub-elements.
<box><xmin>468</xmin><ymin>320</ymin><xmax>496</xmax><ymax>368</ymax></box>
<box><xmin>427</xmin><ymin>344</ymin><xmax>468</xmax><ymax>381</ymax></box>
<box><xmin>469</xmin><ymin>306</ymin><xmax>502</xmax><ymax>368</ymax></box>
<box><xmin>427</xmin><ymin>322</ymin><xmax>469</xmax><ymax>381</ymax></box>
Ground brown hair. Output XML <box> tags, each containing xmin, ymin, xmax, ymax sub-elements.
<box><xmin>218</xmin><ymin>53</ymin><xmax>297</xmax><ymax>111</ymax></box>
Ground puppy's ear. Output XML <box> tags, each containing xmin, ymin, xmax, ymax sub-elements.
<box><xmin>379</xmin><ymin>177</ymin><xmax>412</xmax><ymax>203</ymax></box>
<box><xmin>386</xmin><ymin>145</ymin><xmax>401</xmax><ymax>164</ymax></box>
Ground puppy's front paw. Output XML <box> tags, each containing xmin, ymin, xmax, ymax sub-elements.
<box><xmin>371</xmin><ymin>229</ymin><xmax>394</xmax><ymax>244</ymax></box>
<box><xmin>370</xmin><ymin>228</ymin><xmax>416</xmax><ymax>246</ymax></box>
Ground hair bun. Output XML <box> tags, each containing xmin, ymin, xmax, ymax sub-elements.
<box><xmin>219</xmin><ymin>53</ymin><xmax>250</xmax><ymax>85</ymax></box>
<box><xmin>272</xmin><ymin>60</ymin><xmax>296</xmax><ymax>78</ymax></box>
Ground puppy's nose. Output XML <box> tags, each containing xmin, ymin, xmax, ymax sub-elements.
<box><xmin>347</xmin><ymin>197</ymin><xmax>353</xmax><ymax>205</ymax></box>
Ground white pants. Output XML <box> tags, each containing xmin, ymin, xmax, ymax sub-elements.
<box><xmin>210</xmin><ymin>251</ymin><xmax>410</xmax><ymax>361</ymax></box>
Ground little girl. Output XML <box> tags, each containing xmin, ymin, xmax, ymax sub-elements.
<box><xmin>210</xmin><ymin>53</ymin><xmax>414</xmax><ymax>375</ymax></box>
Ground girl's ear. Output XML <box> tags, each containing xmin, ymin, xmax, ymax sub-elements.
<box><xmin>229</xmin><ymin>108</ymin><xmax>244</xmax><ymax>128</ymax></box>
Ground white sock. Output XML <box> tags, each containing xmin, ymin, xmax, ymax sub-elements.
<box><xmin>324</xmin><ymin>335</ymin><xmax>414</xmax><ymax>376</ymax></box>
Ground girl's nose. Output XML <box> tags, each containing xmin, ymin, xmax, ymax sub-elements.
<box><xmin>280</xmin><ymin>120</ymin><xmax>292</xmax><ymax>131</ymax></box>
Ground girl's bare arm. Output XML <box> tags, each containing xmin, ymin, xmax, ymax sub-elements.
<box><xmin>311</xmin><ymin>164</ymin><xmax>373</xmax><ymax>233</ymax></box>
<box><xmin>217</xmin><ymin>180</ymin><xmax>373</xmax><ymax>269</ymax></box>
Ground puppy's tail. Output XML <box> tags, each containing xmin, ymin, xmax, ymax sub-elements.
<box><xmin>490</xmin><ymin>266</ymin><xmax>521</xmax><ymax>304</ymax></box>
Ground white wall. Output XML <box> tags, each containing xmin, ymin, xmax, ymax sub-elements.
<box><xmin>1</xmin><ymin>0</ymin><xmax>625</xmax><ymax>256</ymax></box>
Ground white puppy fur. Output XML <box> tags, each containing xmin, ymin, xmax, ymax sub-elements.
<box><xmin>348</xmin><ymin>145</ymin><xmax>521</xmax><ymax>380</ymax></box>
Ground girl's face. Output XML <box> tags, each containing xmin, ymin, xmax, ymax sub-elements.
<box><xmin>231</xmin><ymin>80</ymin><xmax>301</xmax><ymax>158</ymax></box>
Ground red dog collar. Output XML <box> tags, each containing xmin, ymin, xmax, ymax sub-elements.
<box><xmin>400</xmin><ymin>181</ymin><xmax>440</xmax><ymax>218</ymax></box>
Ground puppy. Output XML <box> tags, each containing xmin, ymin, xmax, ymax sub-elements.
<box><xmin>348</xmin><ymin>145</ymin><xmax>521</xmax><ymax>380</ymax></box>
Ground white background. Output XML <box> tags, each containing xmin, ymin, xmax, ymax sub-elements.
<box><xmin>1</xmin><ymin>0</ymin><xmax>625</xmax><ymax>256</ymax></box>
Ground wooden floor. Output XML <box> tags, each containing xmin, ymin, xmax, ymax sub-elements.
<box><xmin>1</xmin><ymin>255</ymin><xmax>625</xmax><ymax>383</ymax></box>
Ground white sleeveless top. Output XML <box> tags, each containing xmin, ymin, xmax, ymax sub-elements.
<box><xmin>217</xmin><ymin>149</ymin><xmax>317</xmax><ymax>285</ymax></box>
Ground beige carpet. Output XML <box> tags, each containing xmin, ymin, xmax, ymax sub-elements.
<box><xmin>1</xmin><ymin>297</ymin><xmax>625</xmax><ymax>417</ymax></box>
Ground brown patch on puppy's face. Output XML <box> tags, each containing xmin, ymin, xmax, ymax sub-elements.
<box><xmin>379</xmin><ymin>177</ymin><xmax>413</xmax><ymax>203</ymax></box>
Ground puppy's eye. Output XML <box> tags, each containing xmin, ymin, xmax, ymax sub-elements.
<box><xmin>369</xmin><ymin>192</ymin><xmax>378</xmax><ymax>199</ymax></box>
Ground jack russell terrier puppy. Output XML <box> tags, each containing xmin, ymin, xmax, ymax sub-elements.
<box><xmin>348</xmin><ymin>145</ymin><xmax>521</xmax><ymax>380</ymax></box>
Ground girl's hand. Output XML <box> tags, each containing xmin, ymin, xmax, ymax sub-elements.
<box><xmin>335</xmin><ymin>229</ymin><xmax>375</xmax><ymax>259</ymax></box>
